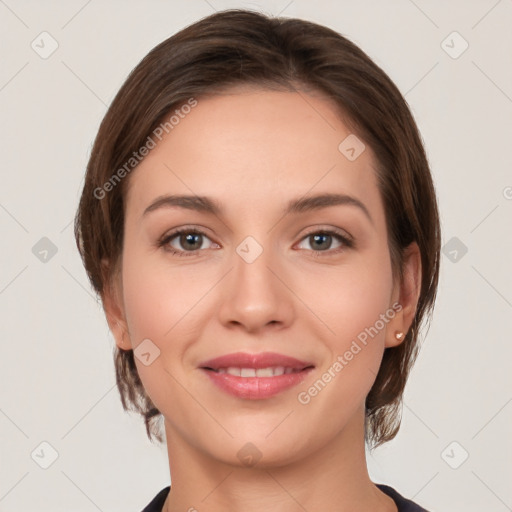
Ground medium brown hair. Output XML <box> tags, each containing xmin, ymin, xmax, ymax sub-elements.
<box><xmin>75</xmin><ymin>9</ymin><xmax>440</xmax><ymax>449</ymax></box>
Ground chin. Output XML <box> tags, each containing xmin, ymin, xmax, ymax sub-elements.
<box><xmin>205</xmin><ymin>428</ymin><xmax>314</xmax><ymax>469</ymax></box>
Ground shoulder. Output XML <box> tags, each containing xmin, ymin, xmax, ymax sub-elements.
<box><xmin>376</xmin><ymin>483</ymin><xmax>430</xmax><ymax>512</ymax></box>
<box><xmin>140</xmin><ymin>486</ymin><xmax>171</xmax><ymax>512</ymax></box>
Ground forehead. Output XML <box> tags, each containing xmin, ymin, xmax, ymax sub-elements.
<box><xmin>125</xmin><ymin>88</ymin><xmax>383</xmax><ymax>223</ymax></box>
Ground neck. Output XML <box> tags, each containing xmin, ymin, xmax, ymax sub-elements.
<box><xmin>161</xmin><ymin>407</ymin><xmax>396</xmax><ymax>512</ymax></box>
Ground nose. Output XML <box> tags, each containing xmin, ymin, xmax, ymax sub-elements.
<box><xmin>217</xmin><ymin>238</ymin><xmax>296</xmax><ymax>334</ymax></box>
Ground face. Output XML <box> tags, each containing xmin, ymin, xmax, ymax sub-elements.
<box><xmin>106</xmin><ymin>87</ymin><xmax>420</xmax><ymax>467</ymax></box>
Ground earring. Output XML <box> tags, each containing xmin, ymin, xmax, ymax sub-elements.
<box><xmin>395</xmin><ymin>331</ymin><xmax>405</xmax><ymax>341</ymax></box>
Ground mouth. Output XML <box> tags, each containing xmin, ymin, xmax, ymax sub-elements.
<box><xmin>199</xmin><ymin>352</ymin><xmax>315</xmax><ymax>399</ymax></box>
<box><xmin>199</xmin><ymin>351</ymin><xmax>314</xmax><ymax>372</ymax></box>
<box><xmin>203</xmin><ymin>366</ymin><xmax>310</xmax><ymax>376</ymax></box>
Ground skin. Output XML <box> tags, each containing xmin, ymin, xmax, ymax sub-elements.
<box><xmin>103</xmin><ymin>87</ymin><xmax>421</xmax><ymax>512</ymax></box>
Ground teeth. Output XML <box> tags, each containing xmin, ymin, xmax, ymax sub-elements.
<box><xmin>217</xmin><ymin>366</ymin><xmax>294</xmax><ymax>377</ymax></box>
<box><xmin>255</xmin><ymin>368</ymin><xmax>274</xmax><ymax>377</ymax></box>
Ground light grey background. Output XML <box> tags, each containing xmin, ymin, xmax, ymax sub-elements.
<box><xmin>1</xmin><ymin>1</ymin><xmax>511</xmax><ymax>511</ymax></box>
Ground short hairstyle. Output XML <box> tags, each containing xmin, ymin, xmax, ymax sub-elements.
<box><xmin>75</xmin><ymin>9</ymin><xmax>441</xmax><ymax>449</ymax></box>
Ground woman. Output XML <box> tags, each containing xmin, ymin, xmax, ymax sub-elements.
<box><xmin>75</xmin><ymin>9</ymin><xmax>440</xmax><ymax>512</ymax></box>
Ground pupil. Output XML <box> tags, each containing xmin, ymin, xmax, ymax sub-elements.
<box><xmin>312</xmin><ymin>234</ymin><xmax>331</xmax><ymax>250</ymax></box>
<box><xmin>182</xmin><ymin>233</ymin><xmax>201</xmax><ymax>250</ymax></box>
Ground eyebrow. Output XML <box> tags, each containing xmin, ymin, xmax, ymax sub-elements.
<box><xmin>143</xmin><ymin>193</ymin><xmax>373</xmax><ymax>224</ymax></box>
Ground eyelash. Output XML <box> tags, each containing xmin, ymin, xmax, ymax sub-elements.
<box><xmin>157</xmin><ymin>226</ymin><xmax>355</xmax><ymax>258</ymax></box>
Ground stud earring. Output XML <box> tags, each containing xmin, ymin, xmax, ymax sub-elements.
<box><xmin>395</xmin><ymin>331</ymin><xmax>405</xmax><ymax>341</ymax></box>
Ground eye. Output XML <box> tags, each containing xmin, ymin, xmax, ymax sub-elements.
<box><xmin>296</xmin><ymin>229</ymin><xmax>354</xmax><ymax>256</ymax></box>
<box><xmin>158</xmin><ymin>228</ymin><xmax>217</xmax><ymax>257</ymax></box>
<box><xmin>158</xmin><ymin>227</ymin><xmax>354</xmax><ymax>258</ymax></box>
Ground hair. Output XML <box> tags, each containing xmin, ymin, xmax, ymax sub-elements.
<box><xmin>75</xmin><ymin>9</ymin><xmax>440</xmax><ymax>449</ymax></box>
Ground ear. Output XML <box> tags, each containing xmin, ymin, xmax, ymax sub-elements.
<box><xmin>385</xmin><ymin>242</ymin><xmax>422</xmax><ymax>348</ymax></box>
<box><xmin>101</xmin><ymin>259</ymin><xmax>132</xmax><ymax>350</ymax></box>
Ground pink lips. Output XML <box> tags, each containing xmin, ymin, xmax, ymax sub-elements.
<box><xmin>200</xmin><ymin>351</ymin><xmax>313</xmax><ymax>370</ymax></box>
<box><xmin>199</xmin><ymin>351</ymin><xmax>315</xmax><ymax>400</ymax></box>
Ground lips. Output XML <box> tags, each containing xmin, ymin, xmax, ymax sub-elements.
<box><xmin>199</xmin><ymin>351</ymin><xmax>314</xmax><ymax>372</ymax></box>
<box><xmin>199</xmin><ymin>352</ymin><xmax>315</xmax><ymax>400</ymax></box>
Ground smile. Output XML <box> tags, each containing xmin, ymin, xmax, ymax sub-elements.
<box><xmin>208</xmin><ymin>367</ymin><xmax>304</xmax><ymax>376</ymax></box>
<box><xmin>199</xmin><ymin>351</ymin><xmax>315</xmax><ymax>399</ymax></box>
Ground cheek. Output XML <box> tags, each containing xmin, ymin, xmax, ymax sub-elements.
<box><xmin>119</xmin><ymin>250</ymin><xmax>207</xmax><ymax>407</ymax></box>
<box><xmin>302</xmin><ymin>249</ymin><xmax>394</xmax><ymax>385</ymax></box>
<box><xmin>307</xmin><ymin>254</ymin><xmax>393</xmax><ymax>339</ymax></box>
<box><xmin>121</xmin><ymin>247</ymin><xmax>207</xmax><ymax>341</ymax></box>
<box><xmin>294</xmin><ymin>258</ymin><xmax>394</xmax><ymax>420</ymax></box>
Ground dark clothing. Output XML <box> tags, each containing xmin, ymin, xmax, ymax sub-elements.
<box><xmin>141</xmin><ymin>483</ymin><xmax>429</xmax><ymax>511</ymax></box>
<box><xmin>376</xmin><ymin>484</ymin><xmax>430</xmax><ymax>511</ymax></box>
